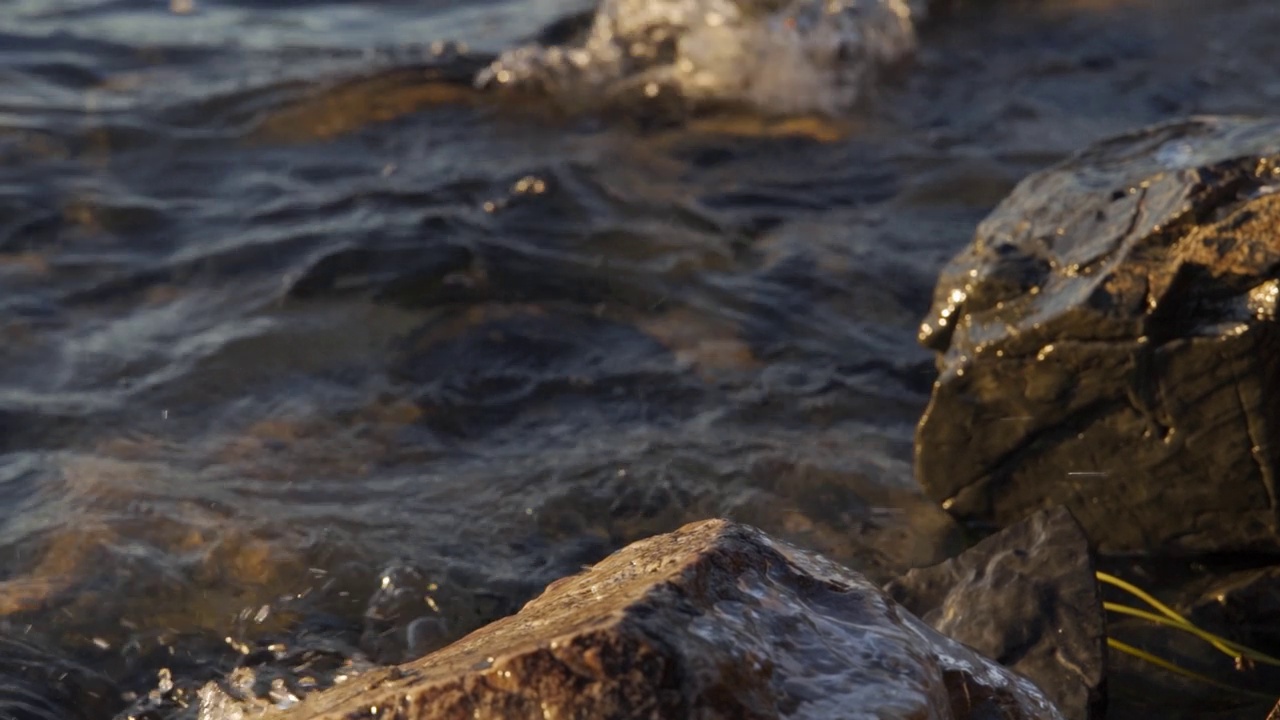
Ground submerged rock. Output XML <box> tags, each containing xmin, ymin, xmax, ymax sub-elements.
<box><xmin>256</xmin><ymin>519</ymin><xmax>1063</xmax><ymax>720</ymax></box>
<box><xmin>916</xmin><ymin>116</ymin><xmax>1280</xmax><ymax>555</ymax></box>
<box><xmin>476</xmin><ymin>0</ymin><xmax>920</xmax><ymax>117</ymax></box>
<box><xmin>886</xmin><ymin>507</ymin><xmax>1106</xmax><ymax>720</ymax></box>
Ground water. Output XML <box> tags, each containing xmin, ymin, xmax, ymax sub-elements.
<box><xmin>1</xmin><ymin>0</ymin><xmax>1279</xmax><ymax>716</ymax></box>
<box><xmin>476</xmin><ymin>0</ymin><xmax>917</xmax><ymax>115</ymax></box>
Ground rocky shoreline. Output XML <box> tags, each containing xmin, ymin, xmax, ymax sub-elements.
<box><xmin>168</xmin><ymin>115</ymin><xmax>1280</xmax><ymax>719</ymax></box>
<box><xmin>4</xmin><ymin>0</ymin><xmax>1280</xmax><ymax>715</ymax></box>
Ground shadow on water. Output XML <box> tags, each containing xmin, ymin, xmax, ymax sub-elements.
<box><xmin>0</xmin><ymin>0</ymin><xmax>1279</xmax><ymax>716</ymax></box>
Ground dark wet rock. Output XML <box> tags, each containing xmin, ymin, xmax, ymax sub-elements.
<box><xmin>0</xmin><ymin>634</ymin><xmax>121</xmax><ymax>720</ymax></box>
<box><xmin>361</xmin><ymin>563</ymin><xmax>452</xmax><ymax>664</ymax></box>
<box><xmin>1179</xmin><ymin>563</ymin><xmax>1280</xmax><ymax>693</ymax></box>
<box><xmin>1094</xmin><ymin>558</ymin><xmax>1280</xmax><ymax>716</ymax></box>
<box><xmin>915</xmin><ymin>116</ymin><xmax>1280</xmax><ymax>555</ymax></box>
<box><xmin>254</xmin><ymin>519</ymin><xmax>1063</xmax><ymax>720</ymax></box>
<box><xmin>1186</xmin><ymin>565</ymin><xmax>1280</xmax><ymax>642</ymax></box>
<box><xmin>886</xmin><ymin>507</ymin><xmax>1106</xmax><ymax>720</ymax></box>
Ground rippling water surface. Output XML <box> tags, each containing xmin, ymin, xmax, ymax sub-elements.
<box><xmin>2</xmin><ymin>0</ymin><xmax>1280</xmax><ymax>716</ymax></box>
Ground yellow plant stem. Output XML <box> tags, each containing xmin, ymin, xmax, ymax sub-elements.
<box><xmin>1096</xmin><ymin>571</ymin><xmax>1280</xmax><ymax>667</ymax></box>
<box><xmin>1103</xmin><ymin>602</ymin><xmax>1280</xmax><ymax>667</ymax></box>
<box><xmin>1106</xmin><ymin>638</ymin><xmax>1254</xmax><ymax>693</ymax></box>
<box><xmin>1107</xmin><ymin>638</ymin><xmax>1278</xmax><ymax>701</ymax></box>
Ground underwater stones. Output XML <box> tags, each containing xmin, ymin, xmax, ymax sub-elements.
<box><xmin>259</xmin><ymin>519</ymin><xmax>1064</xmax><ymax>720</ymax></box>
<box><xmin>916</xmin><ymin>116</ymin><xmax>1280</xmax><ymax>555</ymax></box>
<box><xmin>362</xmin><ymin>563</ymin><xmax>455</xmax><ymax>663</ymax></box>
<box><xmin>476</xmin><ymin>0</ymin><xmax>918</xmax><ymax>117</ymax></box>
<box><xmin>886</xmin><ymin>507</ymin><xmax>1106</xmax><ymax>720</ymax></box>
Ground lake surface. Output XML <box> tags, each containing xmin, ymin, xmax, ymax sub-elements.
<box><xmin>2</xmin><ymin>0</ymin><xmax>1279</xmax><ymax>716</ymax></box>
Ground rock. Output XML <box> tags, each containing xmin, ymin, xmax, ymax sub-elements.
<box><xmin>1186</xmin><ymin>564</ymin><xmax>1280</xmax><ymax>644</ymax></box>
<box><xmin>886</xmin><ymin>507</ymin><xmax>1106</xmax><ymax>720</ymax></box>
<box><xmin>257</xmin><ymin>519</ymin><xmax>1064</xmax><ymax>720</ymax></box>
<box><xmin>1077</xmin><ymin>559</ymin><xmax>1280</xmax><ymax>714</ymax></box>
<box><xmin>476</xmin><ymin>0</ymin><xmax>919</xmax><ymax>117</ymax></box>
<box><xmin>1180</xmin><ymin>564</ymin><xmax>1280</xmax><ymax>694</ymax></box>
<box><xmin>362</xmin><ymin>563</ymin><xmax>451</xmax><ymax>663</ymax></box>
<box><xmin>915</xmin><ymin>115</ymin><xmax>1280</xmax><ymax>555</ymax></box>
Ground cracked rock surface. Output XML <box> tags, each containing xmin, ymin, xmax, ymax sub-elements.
<box><xmin>250</xmin><ymin>519</ymin><xmax>1063</xmax><ymax>720</ymax></box>
<box><xmin>887</xmin><ymin>507</ymin><xmax>1106</xmax><ymax>720</ymax></box>
<box><xmin>916</xmin><ymin>116</ymin><xmax>1280</xmax><ymax>555</ymax></box>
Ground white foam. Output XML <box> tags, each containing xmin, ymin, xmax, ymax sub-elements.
<box><xmin>477</xmin><ymin>0</ymin><xmax>920</xmax><ymax>116</ymax></box>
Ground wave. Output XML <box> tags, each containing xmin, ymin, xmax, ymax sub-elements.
<box><xmin>476</xmin><ymin>0</ymin><xmax>921</xmax><ymax>116</ymax></box>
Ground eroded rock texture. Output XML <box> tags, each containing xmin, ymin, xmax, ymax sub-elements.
<box><xmin>916</xmin><ymin>116</ymin><xmax>1280</xmax><ymax>555</ymax></box>
<box><xmin>254</xmin><ymin>519</ymin><xmax>1063</xmax><ymax>720</ymax></box>
<box><xmin>887</xmin><ymin>507</ymin><xmax>1106</xmax><ymax>720</ymax></box>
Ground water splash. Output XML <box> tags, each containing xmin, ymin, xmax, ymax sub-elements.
<box><xmin>476</xmin><ymin>0</ymin><xmax>919</xmax><ymax>116</ymax></box>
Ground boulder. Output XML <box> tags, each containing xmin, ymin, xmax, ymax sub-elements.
<box><xmin>886</xmin><ymin>507</ymin><xmax>1106</xmax><ymax>720</ymax></box>
<box><xmin>915</xmin><ymin>116</ymin><xmax>1280</xmax><ymax>555</ymax></box>
<box><xmin>254</xmin><ymin>519</ymin><xmax>1063</xmax><ymax>720</ymax></box>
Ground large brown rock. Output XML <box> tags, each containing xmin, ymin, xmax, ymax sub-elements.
<box><xmin>886</xmin><ymin>507</ymin><xmax>1106</xmax><ymax>720</ymax></box>
<box><xmin>251</xmin><ymin>519</ymin><xmax>1063</xmax><ymax>720</ymax></box>
<box><xmin>916</xmin><ymin>116</ymin><xmax>1280</xmax><ymax>555</ymax></box>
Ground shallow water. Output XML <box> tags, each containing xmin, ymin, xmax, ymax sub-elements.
<box><xmin>1</xmin><ymin>0</ymin><xmax>1280</xmax><ymax>716</ymax></box>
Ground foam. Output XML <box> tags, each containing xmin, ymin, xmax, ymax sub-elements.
<box><xmin>476</xmin><ymin>0</ymin><xmax>920</xmax><ymax>116</ymax></box>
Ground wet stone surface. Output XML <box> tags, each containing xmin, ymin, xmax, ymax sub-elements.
<box><xmin>916</xmin><ymin>116</ymin><xmax>1280</xmax><ymax>555</ymax></box>
<box><xmin>3</xmin><ymin>0</ymin><xmax>1280</xmax><ymax>718</ymax></box>
<box><xmin>245</xmin><ymin>519</ymin><xmax>1064</xmax><ymax>720</ymax></box>
<box><xmin>887</xmin><ymin>507</ymin><xmax>1106</xmax><ymax>720</ymax></box>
